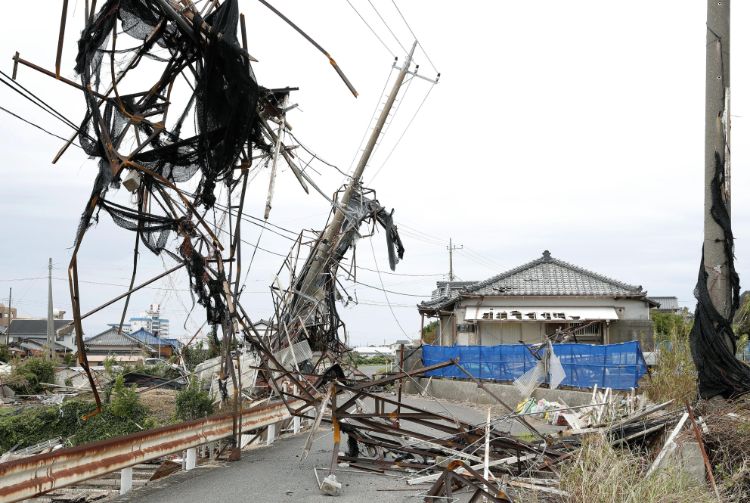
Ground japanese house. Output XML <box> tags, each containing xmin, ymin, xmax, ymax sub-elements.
<box><xmin>418</xmin><ymin>250</ymin><xmax>657</xmax><ymax>349</ymax></box>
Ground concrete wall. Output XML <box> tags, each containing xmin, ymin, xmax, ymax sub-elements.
<box><xmin>405</xmin><ymin>377</ymin><xmax>595</xmax><ymax>407</ymax></box>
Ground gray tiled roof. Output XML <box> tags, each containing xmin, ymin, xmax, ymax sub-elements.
<box><xmin>86</xmin><ymin>328</ymin><xmax>152</xmax><ymax>349</ymax></box>
<box><xmin>431</xmin><ymin>281</ymin><xmax>478</xmax><ymax>300</ymax></box>
<box><xmin>420</xmin><ymin>250</ymin><xmax>646</xmax><ymax>311</ymax></box>
<box><xmin>7</xmin><ymin>319</ymin><xmax>75</xmax><ymax>338</ymax></box>
<box><xmin>650</xmin><ymin>296</ymin><xmax>680</xmax><ymax>310</ymax></box>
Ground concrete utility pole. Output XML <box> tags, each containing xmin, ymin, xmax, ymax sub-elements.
<box><xmin>297</xmin><ymin>41</ymin><xmax>418</xmax><ymax>299</ymax></box>
<box><xmin>447</xmin><ymin>238</ymin><xmax>462</xmax><ymax>282</ymax></box>
<box><xmin>47</xmin><ymin>258</ymin><xmax>55</xmax><ymax>360</ymax></box>
<box><xmin>6</xmin><ymin>288</ymin><xmax>11</xmax><ymax>346</ymax></box>
<box><xmin>704</xmin><ymin>1</ymin><xmax>731</xmax><ymax>322</ymax></box>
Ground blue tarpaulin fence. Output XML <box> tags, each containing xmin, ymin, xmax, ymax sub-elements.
<box><xmin>422</xmin><ymin>341</ymin><xmax>648</xmax><ymax>390</ymax></box>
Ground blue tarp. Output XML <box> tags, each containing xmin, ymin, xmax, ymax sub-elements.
<box><xmin>422</xmin><ymin>341</ymin><xmax>648</xmax><ymax>390</ymax></box>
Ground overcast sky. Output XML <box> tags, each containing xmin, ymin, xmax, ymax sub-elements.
<box><xmin>0</xmin><ymin>1</ymin><xmax>748</xmax><ymax>346</ymax></box>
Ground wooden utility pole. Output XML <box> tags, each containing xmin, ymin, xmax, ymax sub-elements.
<box><xmin>704</xmin><ymin>1</ymin><xmax>731</xmax><ymax>332</ymax></box>
<box><xmin>447</xmin><ymin>238</ymin><xmax>463</xmax><ymax>282</ymax></box>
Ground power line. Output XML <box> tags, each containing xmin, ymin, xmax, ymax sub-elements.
<box><xmin>344</xmin><ymin>0</ymin><xmax>396</xmax><ymax>58</ymax></box>
<box><xmin>390</xmin><ymin>0</ymin><xmax>439</xmax><ymax>75</ymax></box>
<box><xmin>368</xmin><ymin>83</ymin><xmax>434</xmax><ymax>183</ymax></box>
<box><xmin>368</xmin><ymin>238</ymin><xmax>414</xmax><ymax>341</ymax></box>
<box><xmin>347</xmin><ymin>66</ymin><xmax>395</xmax><ymax>174</ymax></box>
<box><xmin>286</xmin><ymin>130</ymin><xmax>351</xmax><ymax>178</ymax></box>
<box><xmin>0</xmin><ymin>70</ymin><xmax>84</xmax><ymax>134</ymax></box>
<box><xmin>366</xmin><ymin>0</ymin><xmax>408</xmax><ymax>54</ymax></box>
<box><xmin>0</xmin><ymin>104</ymin><xmax>81</xmax><ymax>146</ymax></box>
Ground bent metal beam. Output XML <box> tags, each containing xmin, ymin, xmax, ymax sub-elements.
<box><xmin>0</xmin><ymin>399</ymin><xmax>304</xmax><ymax>503</ymax></box>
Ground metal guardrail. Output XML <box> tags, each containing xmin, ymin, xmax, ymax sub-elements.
<box><xmin>0</xmin><ymin>399</ymin><xmax>302</xmax><ymax>503</ymax></box>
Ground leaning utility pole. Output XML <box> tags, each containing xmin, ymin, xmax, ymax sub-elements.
<box><xmin>447</xmin><ymin>238</ymin><xmax>462</xmax><ymax>282</ymax></box>
<box><xmin>297</xmin><ymin>41</ymin><xmax>418</xmax><ymax>300</ymax></box>
<box><xmin>703</xmin><ymin>0</ymin><xmax>731</xmax><ymax>325</ymax></box>
<box><xmin>47</xmin><ymin>258</ymin><xmax>55</xmax><ymax>360</ymax></box>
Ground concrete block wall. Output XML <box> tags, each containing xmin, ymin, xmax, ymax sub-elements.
<box><xmin>405</xmin><ymin>377</ymin><xmax>595</xmax><ymax>407</ymax></box>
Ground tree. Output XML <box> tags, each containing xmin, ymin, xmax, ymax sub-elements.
<box><xmin>422</xmin><ymin>320</ymin><xmax>439</xmax><ymax>344</ymax></box>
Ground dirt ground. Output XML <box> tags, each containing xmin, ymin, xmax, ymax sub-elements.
<box><xmin>139</xmin><ymin>388</ymin><xmax>178</xmax><ymax>424</ymax></box>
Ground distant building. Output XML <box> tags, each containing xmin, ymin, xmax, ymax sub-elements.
<box><xmin>84</xmin><ymin>327</ymin><xmax>181</xmax><ymax>364</ymax></box>
<box><xmin>418</xmin><ymin>250</ymin><xmax>657</xmax><ymax>350</ymax></box>
<box><xmin>650</xmin><ymin>296</ymin><xmax>681</xmax><ymax>313</ymax></box>
<box><xmin>388</xmin><ymin>339</ymin><xmax>414</xmax><ymax>352</ymax></box>
<box><xmin>106</xmin><ymin>323</ymin><xmax>132</xmax><ymax>333</ymax></box>
<box><xmin>128</xmin><ymin>304</ymin><xmax>169</xmax><ymax>337</ymax></box>
<box><xmin>6</xmin><ymin>319</ymin><xmax>78</xmax><ymax>351</ymax></box>
<box><xmin>352</xmin><ymin>346</ymin><xmax>394</xmax><ymax>358</ymax></box>
<box><xmin>0</xmin><ymin>303</ymin><xmax>17</xmax><ymax>330</ymax></box>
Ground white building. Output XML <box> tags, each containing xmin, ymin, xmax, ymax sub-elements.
<box><xmin>418</xmin><ymin>250</ymin><xmax>657</xmax><ymax>349</ymax></box>
<box><xmin>129</xmin><ymin>304</ymin><xmax>170</xmax><ymax>337</ymax></box>
<box><xmin>352</xmin><ymin>346</ymin><xmax>394</xmax><ymax>358</ymax></box>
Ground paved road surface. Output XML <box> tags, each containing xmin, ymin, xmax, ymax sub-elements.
<box><xmin>107</xmin><ymin>394</ymin><xmax>560</xmax><ymax>502</ymax></box>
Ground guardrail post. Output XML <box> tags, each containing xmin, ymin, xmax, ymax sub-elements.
<box><xmin>185</xmin><ymin>447</ymin><xmax>197</xmax><ymax>471</ymax></box>
<box><xmin>119</xmin><ymin>467</ymin><xmax>133</xmax><ymax>495</ymax></box>
<box><xmin>266</xmin><ymin>422</ymin><xmax>276</xmax><ymax>445</ymax></box>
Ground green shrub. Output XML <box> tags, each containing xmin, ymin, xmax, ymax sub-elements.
<box><xmin>652</xmin><ymin>311</ymin><xmax>691</xmax><ymax>337</ymax></box>
<box><xmin>175</xmin><ymin>380</ymin><xmax>214</xmax><ymax>421</ymax></box>
<box><xmin>422</xmin><ymin>320</ymin><xmax>438</xmax><ymax>344</ymax></box>
<box><xmin>0</xmin><ymin>400</ymin><xmax>94</xmax><ymax>454</ymax></box>
<box><xmin>0</xmin><ymin>376</ymin><xmax>162</xmax><ymax>453</ymax></box>
<box><xmin>71</xmin><ymin>376</ymin><xmax>150</xmax><ymax>445</ymax></box>
<box><xmin>8</xmin><ymin>358</ymin><xmax>55</xmax><ymax>395</ymax></box>
<box><xmin>62</xmin><ymin>352</ymin><xmax>76</xmax><ymax>367</ymax></box>
<box><xmin>0</xmin><ymin>345</ymin><xmax>10</xmax><ymax>363</ymax></box>
<box><xmin>181</xmin><ymin>341</ymin><xmax>217</xmax><ymax>371</ymax></box>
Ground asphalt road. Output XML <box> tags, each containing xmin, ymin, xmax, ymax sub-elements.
<box><xmin>106</xmin><ymin>394</ymin><xmax>561</xmax><ymax>503</ymax></box>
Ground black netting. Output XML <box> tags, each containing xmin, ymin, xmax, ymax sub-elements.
<box><xmin>690</xmin><ymin>152</ymin><xmax>750</xmax><ymax>399</ymax></box>
<box><xmin>72</xmin><ymin>0</ymin><xmax>269</xmax><ymax>326</ymax></box>
<box><xmin>99</xmin><ymin>199</ymin><xmax>180</xmax><ymax>255</ymax></box>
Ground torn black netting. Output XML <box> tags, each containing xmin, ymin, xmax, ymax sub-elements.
<box><xmin>98</xmin><ymin>199</ymin><xmax>180</xmax><ymax>255</ymax></box>
<box><xmin>72</xmin><ymin>0</ymin><xmax>267</xmax><ymax>326</ymax></box>
<box><xmin>690</xmin><ymin>152</ymin><xmax>750</xmax><ymax>398</ymax></box>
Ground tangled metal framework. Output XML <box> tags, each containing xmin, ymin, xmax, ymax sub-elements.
<box><xmin>14</xmin><ymin>0</ymin><xmax>418</xmax><ymax>444</ymax></box>
<box><xmin>10</xmin><ymin>0</ymin><xmax>382</xmax><ymax>414</ymax></box>
<box><xmin>9</xmin><ymin>4</ymin><xmax>702</xmax><ymax>501</ymax></box>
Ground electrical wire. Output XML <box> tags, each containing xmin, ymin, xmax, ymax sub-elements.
<box><xmin>368</xmin><ymin>83</ymin><xmax>434</xmax><ymax>183</ymax></box>
<box><xmin>286</xmin><ymin>130</ymin><xmax>351</xmax><ymax>179</ymax></box>
<box><xmin>0</xmin><ymin>104</ymin><xmax>82</xmax><ymax>146</ymax></box>
<box><xmin>366</xmin><ymin>0</ymin><xmax>408</xmax><ymax>54</ymax></box>
<box><xmin>368</xmin><ymin>238</ymin><xmax>413</xmax><ymax>340</ymax></box>
<box><xmin>344</xmin><ymin>0</ymin><xmax>396</xmax><ymax>58</ymax></box>
<box><xmin>366</xmin><ymin>72</ymin><xmax>414</xmax><ymax>164</ymax></box>
<box><xmin>347</xmin><ymin>67</ymin><xmax>395</xmax><ymax>174</ymax></box>
<box><xmin>0</xmin><ymin>70</ymin><xmax>84</xmax><ymax>134</ymax></box>
<box><xmin>390</xmin><ymin>0</ymin><xmax>439</xmax><ymax>75</ymax></box>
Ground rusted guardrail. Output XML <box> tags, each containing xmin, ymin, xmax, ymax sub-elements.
<box><xmin>0</xmin><ymin>399</ymin><xmax>303</xmax><ymax>503</ymax></box>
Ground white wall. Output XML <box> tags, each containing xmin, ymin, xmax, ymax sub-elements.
<box><xmin>458</xmin><ymin>296</ymin><xmax>651</xmax><ymax>321</ymax></box>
